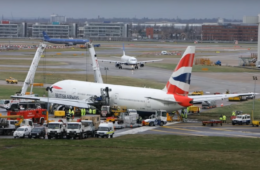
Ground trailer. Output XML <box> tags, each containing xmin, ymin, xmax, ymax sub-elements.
<box><xmin>202</xmin><ymin>120</ymin><xmax>222</xmax><ymax>126</ymax></box>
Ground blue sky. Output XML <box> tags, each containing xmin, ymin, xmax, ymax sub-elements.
<box><xmin>0</xmin><ymin>0</ymin><xmax>259</xmax><ymax>19</ymax></box>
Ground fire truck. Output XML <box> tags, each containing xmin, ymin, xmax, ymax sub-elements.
<box><xmin>6</xmin><ymin>102</ymin><xmax>48</xmax><ymax>124</ymax></box>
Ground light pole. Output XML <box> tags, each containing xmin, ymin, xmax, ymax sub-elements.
<box><xmin>46</xmin><ymin>86</ymin><xmax>53</xmax><ymax>123</ymax></box>
<box><xmin>252</xmin><ymin>76</ymin><xmax>257</xmax><ymax>121</ymax></box>
<box><xmin>104</xmin><ymin>67</ymin><xmax>109</xmax><ymax>83</ymax></box>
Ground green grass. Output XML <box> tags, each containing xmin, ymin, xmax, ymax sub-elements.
<box><xmin>0</xmin><ymin>72</ymin><xmax>164</xmax><ymax>88</ymax></box>
<box><xmin>147</xmin><ymin>63</ymin><xmax>260</xmax><ymax>72</ymax></box>
<box><xmin>0</xmin><ymin>85</ymin><xmax>46</xmax><ymax>99</ymax></box>
<box><xmin>0</xmin><ymin>67</ymin><xmax>82</xmax><ymax>72</ymax></box>
<box><xmin>189</xmin><ymin>99</ymin><xmax>260</xmax><ymax>121</ymax></box>
<box><xmin>0</xmin><ymin>59</ymin><xmax>67</xmax><ymax>66</ymax></box>
<box><xmin>0</xmin><ymin>72</ymin><xmax>164</xmax><ymax>99</ymax></box>
<box><xmin>0</xmin><ymin>135</ymin><xmax>259</xmax><ymax>170</ymax></box>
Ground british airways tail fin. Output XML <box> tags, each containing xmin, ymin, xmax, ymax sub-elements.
<box><xmin>163</xmin><ymin>46</ymin><xmax>195</xmax><ymax>95</ymax></box>
<box><xmin>122</xmin><ymin>43</ymin><xmax>126</xmax><ymax>56</ymax></box>
<box><xmin>42</xmin><ymin>31</ymin><xmax>50</xmax><ymax>40</ymax></box>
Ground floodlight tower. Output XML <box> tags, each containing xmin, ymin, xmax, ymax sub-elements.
<box><xmin>243</xmin><ymin>14</ymin><xmax>260</xmax><ymax>67</ymax></box>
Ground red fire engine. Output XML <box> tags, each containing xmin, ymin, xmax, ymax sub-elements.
<box><xmin>7</xmin><ymin>102</ymin><xmax>48</xmax><ymax>124</ymax></box>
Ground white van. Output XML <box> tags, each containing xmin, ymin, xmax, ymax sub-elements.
<box><xmin>13</xmin><ymin>126</ymin><xmax>32</xmax><ymax>138</ymax></box>
<box><xmin>95</xmin><ymin>122</ymin><xmax>114</xmax><ymax>138</ymax></box>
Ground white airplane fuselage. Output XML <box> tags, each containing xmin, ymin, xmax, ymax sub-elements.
<box><xmin>49</xmin><ymin>80</ymin><xmax>188</xmax><ymax>117</ymax></box>
<box><xmin>121</xmin><ymin>55</ymin><xmax>137</xmax><ymax>65</ymax></box>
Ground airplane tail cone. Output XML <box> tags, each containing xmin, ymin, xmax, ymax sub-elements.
<box><xmin>163</xmin><ymin>46</ymin><xmax>195</xmax><ymax>95</ymax></box>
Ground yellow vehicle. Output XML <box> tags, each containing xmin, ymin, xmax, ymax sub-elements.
<box><xmin>6</xmin><ymin>77</ymin><xmax>18</xmax><ymax>84</ymax></box>
<box><xmin>191</xmin><ymin>91</ymin><xmax>204</xmax><ymax>95</ymax></box>
<box><xmin>54</xmin><ymin>110</ymin><xmax>65</xmax><ymax>118</ymax></box>
<box><xmin>228</xmin><ymin>96</ymin><xmax>247</xmax><ymax>101</ymax></box>
<box><xmin>167</xmin><ymin>113</ymin><xmax>174</xmax><ymax>122</ymax></box>
<box><xmin>0</xmin><ymin>115</ymin><xmax>24</xmax><ymax>126</ymax></box>
<box><xmin>101</xmin><ymin>105</ymin><xmax>127</xmax><ymax>117</ymax></box>
<box><xmin>252</xmin><ymin>120</ymin><xmax>260</xmax><ymax>127</ymax></box>
<box><xmin>189</xmin><ymin>105</ymin><xmax>200</xmax><ymax>113</ymax></box>
<box><xmin>106</xmin><ymin>117</ymin><xmax>117</xmax><ymax>123</ymax></box>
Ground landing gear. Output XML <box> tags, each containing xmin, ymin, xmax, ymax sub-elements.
<box><xmin>118</xmin><ymin>66</ymin><xmax>122</xmax><ymax>69</ymax></box>
<box><xmin>135</xmin><ymin>66</ymin><xmax>139</xmax><ymax>69</ymax></box>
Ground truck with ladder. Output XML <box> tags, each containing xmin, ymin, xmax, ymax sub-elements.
<box><xmin>0</xmin><ymin>115</ymin><xmax>33</xmax><ymax>135</ymax></box>
<box><xmin>6</xmin><ymin>102</ymin><xmax>48</xmax><ymax>125</ymax></box>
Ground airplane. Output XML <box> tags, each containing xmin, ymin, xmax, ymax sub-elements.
<box><xmin>42</xmin><ymin>31</ymin><xmax>89</xmax><ymax>46</ymax></box>
<box><xmin>12</xmin><ymin>43</ymin><xmax>255</xmax><ymax>118</ymax></box>
<box><xmin>99</xmin><ymin>44</ymin><xmax>163</xmax><ymax>70</ymax></box>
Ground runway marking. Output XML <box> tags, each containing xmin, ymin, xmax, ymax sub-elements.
<box><xmin>163</xmin><ymin>126</ymin><xmax>200</xmax><ymax>132</ymax></box>
<box><xmin>212</xmin><ymin>128</ymin><xmax>234</xmax><ymax>132</ymax></box>
<box><xmin>151</xmin><ymin>129</ymin><xmax>205</xmax><ymax>137</ymax></box>
<box><xmin>163</xmin><ymin>126</ymin><xmax>259</xmax><ymax>138</ymax></box>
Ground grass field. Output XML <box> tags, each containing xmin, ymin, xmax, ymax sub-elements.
<box><xmin>0</xmin><ymin>135</ymin><xmax>259</xmax><ymax>170</ymax></box>
<box><xmin>0</xmin><ymin>85</ymin><xmax>46</xmax><ymax>99</ymax></box>
<box><xmin>0</xmin><ymin>72</ymin><xmax>164</xmax><ymax>99</ymax></box>
<box><xmin>189</xmin><ymin>99</ymin><xmax>260</xmax><ymax>121</ymax></box>
<box><xmin>0</xmin><ymin>59</ymin><xmax>67</xmax><ymax>66</ymax></box>
<box><xmin>147</xmin><ymin>63</ymin><xmax>260</xmax><ymax>72</ymax></box>
<box><xmin>0</xmin><ymin>67</ymin><xmax>82</xmax><ymax>72</ymax></box>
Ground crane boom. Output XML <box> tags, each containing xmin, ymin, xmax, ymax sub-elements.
<box><xmin>21</xmin><ymin>43</ymin><xmax>47</xmax><ymax>95</ymax></box>
<box><xmin>87</xmin><ymin>43</ymin><xmax>103</xmax><ymax>83</ymax></box>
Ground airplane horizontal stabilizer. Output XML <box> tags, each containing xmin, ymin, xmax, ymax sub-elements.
<box><xmin>190</xmin><ymin>93</ymin><xmax>257</xmax><ymax>102</ymax></box>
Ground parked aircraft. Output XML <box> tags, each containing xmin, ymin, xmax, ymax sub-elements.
<box><xmin>42</xmin><ymin>31</ymin><xmax>89</xmax><ymax>46</ymax></box>
<box><xmin>99</xmin><ymin>44</ymin><xmax>162</xmax><ymax>69</ymax></box>
<box><xmin>12</xmin><ymin>43</ymin><xmax>254</xmax><ymax>118</ymax></box>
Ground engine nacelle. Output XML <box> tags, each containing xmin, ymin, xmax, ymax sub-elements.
<box><xmin>115</xmin><ymin>63</ymin><xmax>120</xmax><ymax>67</ymax></box>
<box><xmin>140</xmin><ymin>63</ymin><xmax>144</xmax><ymax>67</ymax></box>
<box><xmin>65</xmin><ymin>42</ymin><xmax>74</xmax><ymax>46</ymax></box>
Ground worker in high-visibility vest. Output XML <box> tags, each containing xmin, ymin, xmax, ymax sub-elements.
<box><xmin>93</xmin><ymin>109</ymin><xmax>96</xmax><ymax>114</ymax></box>
<box><xmin>83</xmin><ymin>108</ymin><xmax>86</xmax><ymax>116</ymax></box>
<box><xmin>187</xmin><ymin>107</ymin><xmax>190</xmax><ymax>113</ymax></box>
<box><xmin>89</xmin><ymin>108</ymin><xmax>92</xmax><ymax>114</ymax></box>
<box><xmin>81</xmin><ymin>108</ymin><xmax>84</xmax><ymax>117</ymax></box>
<box><xmin>232</xmin><ymin>111</ymin><xmax>236</xmax><ymax>116</ymax></box>
<box><xmin>71</xmin><ymin>110</ymin><xmax>75</xmax><ymax>120</ymax></box>
<box><xmin>223</xmin><ymin>114</ymin><xmax>226</xmax><ymax>123</ymax></box>
<box><xmin>219</xmin><ymin>115</ymin><xmax>223</xmax><ymax>122</ymax></box>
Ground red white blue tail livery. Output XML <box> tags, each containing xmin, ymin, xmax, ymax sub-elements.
<box><xmin>163</xmin><ymin>46</ymin><xmax>195</xmax><ymax>95</ymax></box>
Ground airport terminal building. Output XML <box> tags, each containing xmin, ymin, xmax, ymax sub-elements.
<box><xmin>31</xmin><ymin>23</ymin><xmax>77</xmax><ymax>38</ymax></box>
<box><xmin>0</xmin><ymin>21</ymin><xmax>27</xmax><ymax>38</ymax></box>
<box><xmin>84</xmin><ymin>22</ymin><xmax>129</xmax><ymax>40</ymax></box>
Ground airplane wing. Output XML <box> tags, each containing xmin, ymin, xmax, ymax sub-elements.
<box><xmin>190</xmin><ymin>93</ymin><xmax>256</xmax><ymax>102</ymax></box>
<box><xmin>138</xmin><ymin>59</ymin><xmax>163</xmax><ymax>64</ymax></box>
<box><xmin>11</xmin><ymin>96</ymin><xmax>91</xmax><ymax>108</ymax></box>
<box><xmin>98</xmin><ymin>59</ymin><xmax>127</xmax><ymax>64</ymax></box>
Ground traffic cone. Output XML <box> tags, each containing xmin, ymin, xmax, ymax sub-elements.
<box><xmin>221</xmin><ymin>103</ymin><xmax>224</xmax><ymax>107</ymax></box>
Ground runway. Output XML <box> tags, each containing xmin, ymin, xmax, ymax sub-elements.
<box><xmin>139</xmin><ymin>122</ymin><xmax>260</xmax><ymax>138</ymax></box>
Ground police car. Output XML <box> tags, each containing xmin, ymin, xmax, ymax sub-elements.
<box><xmin>232</xmin><ymin>114</ymin><xmax>251</xmax><ymax>125</ymax></box>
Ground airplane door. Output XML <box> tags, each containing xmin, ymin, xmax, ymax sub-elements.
<box><xmin>146</xmin><ymin>99</ymin><xmax>151</xmax><ymax>108</ymax></box>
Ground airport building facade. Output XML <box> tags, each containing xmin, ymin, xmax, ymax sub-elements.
<box><xmin>84</xmin><ymin>23</ymin><xmax>129</xmax><ymax>39</ymax></box>
<box><xmin>202</xmin><ymin>24</ymin><xmax>258</xmax><ymax>41</ymax></box>
<box><xmin>0</xmin><ymin>21</ymin><xmax>27</xmax><ymax>38</ymax></box>
<box><xmin>31</xmin><ymin>23</ymin><xmax>77</xmax><ymax>38</ymax></box>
